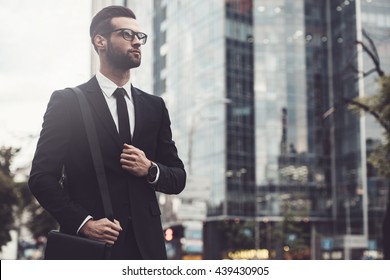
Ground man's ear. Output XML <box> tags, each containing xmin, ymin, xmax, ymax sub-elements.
<box><xmin>94</xmin><ymin>34</ymin><xmax>107</xmax><ymax>52</ymax></box>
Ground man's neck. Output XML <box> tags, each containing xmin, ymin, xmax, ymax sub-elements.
<box><xmin>100</xmin><ymin>66</ymin><xmax>130</xmax><ymax>87</ymax></box>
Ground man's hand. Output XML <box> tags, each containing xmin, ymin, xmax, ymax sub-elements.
<box><xmin>79</xmin><ymin>218</ymin><xmax>122</xmax><ymax>245</ymax></box>
<box><xmin>120</xmin><ymin>144</ymin><xmax>150</xmax><ymax>177</ymax></box>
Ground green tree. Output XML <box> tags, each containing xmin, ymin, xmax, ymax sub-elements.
<box><xmin>0</xmin><ymin>147</ymin><xmax>19</xmax><ymax>250</ymax></box>
<box><xmin>0</xmin><ymin>147</ymin><xmax>20</xmax><ymax>177</ymax></box>
<box><xmin>343</xmin><ymin>30</ymin><xmax>390</xmax><ymax>259</ymax></box>
<box><xmin>269</xmin><ymin>205</ymin><xmax>310</xmax><ymax>260</ymax></box>
<box><xmin>343</xmin><ymin>30</ymin><xmax>390</xmax><ymax>177</ymax></box>
<box><xmin>218</xmin><ymin>219</ymin><xmax>254</xmax><ymax>251</ymax></box>
<box><xmin>349</xmin><ymin>76</ymin><xmax>390</xmax><ymax>178</ymax></box>
<box><xmin>0</xmin><ymin>146</ymin><xmax>57</xmax><ymax>254</ymax></box>
<box><xmin>14</xmin><ymin>181</ymin><xmax>58</xmax><ymax>239</ymax></box>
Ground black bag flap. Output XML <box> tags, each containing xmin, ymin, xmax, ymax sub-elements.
<box><xmin>45</xmin><ymin>230</ymin><xmax>109</xmax><ymax>260</ymax></box>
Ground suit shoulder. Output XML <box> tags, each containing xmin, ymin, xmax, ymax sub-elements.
<box><xmin>133</xmin><ymin>86</ymin><xmax>164</xmax><ymax>104</ymax></box>
<box><xmin>51</xmin><ymin>77</ymin><xmax>95</xmax><ymax>100</ymax></box>
<box><xmin>76</xmin><ymin>78</ymin><xmax>97</xmax><ymax>92</ymax></box>
<box><xmin>50</xmin><ymin>88</ymin><xmax>74</xmax><ymax>101</ymax></box>
<box><xmin>49</xmin><ymin>86</ymin><xmax>83</xmax><ymax>109</ymax></box>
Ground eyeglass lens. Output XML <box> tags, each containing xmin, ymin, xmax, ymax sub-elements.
<box><xmin>122</xmin><ymin>30</ymin><xmax>147</xmax><ymax>44</ymax></box>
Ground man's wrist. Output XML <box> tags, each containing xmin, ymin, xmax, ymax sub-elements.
<box><xmin>77</xmin><ymin>215</ymin><xmax>93</xmax><ymax>235</ymax></box>
<box><xmin>147</xmin><ymin>161</ymin><xmax>159</xmax><ymax>184</ymax></box>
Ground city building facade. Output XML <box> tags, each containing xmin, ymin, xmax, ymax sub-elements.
<box><xmin>92</xmin><ymin>0</ymin><xmax>390</xmax><ymax>259</ymax></box>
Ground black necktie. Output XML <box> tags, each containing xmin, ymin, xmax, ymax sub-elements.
<box><xmin>113</xmin><ymin>88</ymin><xmax>132</xmax><ymax>144</ymax></box>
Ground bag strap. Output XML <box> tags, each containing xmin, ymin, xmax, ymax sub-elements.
<box><xmin>70</xmin><ymin>86</ymin><xmax>114</xmax><ymax>222</ymax></box>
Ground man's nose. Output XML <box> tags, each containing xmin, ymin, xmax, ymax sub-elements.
<box><xmin>132</xmin><ymin>35</ymin><xmax>142</xmax><ymax>46</ymax></box>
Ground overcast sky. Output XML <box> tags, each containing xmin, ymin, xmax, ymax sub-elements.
<box><xmin>0</xmin><ymin>0</ymin><xmax>92</xmax><ymax>176</ymax></box>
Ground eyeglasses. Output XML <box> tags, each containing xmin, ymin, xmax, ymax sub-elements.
<box><xmin>101</xmin><ymin>28</ymin><xmax>148</xmax><ymax>45</ymax></box>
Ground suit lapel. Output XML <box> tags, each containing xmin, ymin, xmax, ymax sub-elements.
<box><xmin>83</xmin><ymin>77</ymin><xmax>123</xmax><ymax>149</ymax></box>
<box><xmin>131</xmin><ymin>85</ymin><xmax>145</xmax><ymax>146</ymax></box>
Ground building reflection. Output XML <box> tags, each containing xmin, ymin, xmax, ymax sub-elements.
<box><xmin>124</xmin><ymin>0</ymin><xmax>390</xmax><ymax>259</ymax></box>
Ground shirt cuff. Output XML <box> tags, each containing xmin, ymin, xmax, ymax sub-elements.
<box><xmin>77</xmin><ymin>215</ymin><xmax>93</xmax><ymax>235</ymax></box>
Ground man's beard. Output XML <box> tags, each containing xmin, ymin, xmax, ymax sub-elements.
<box><xmin>106</xmin><ymin>40</ymin><xmax>141</xmax><ymax>70</ymax></box>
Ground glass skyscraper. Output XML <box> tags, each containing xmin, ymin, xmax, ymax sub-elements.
<box><xmin>122</xmin><ymin>0</ymin><xmax>390</xmax><ymax>259</ymax></box>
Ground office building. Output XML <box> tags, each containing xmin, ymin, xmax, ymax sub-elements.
<box><xmin>93</xmin><ymin>0</ymin><xmax>390</xmax><ymax>259</ymax></box>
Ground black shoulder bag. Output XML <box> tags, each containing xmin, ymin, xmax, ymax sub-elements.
<box><xmin>44</xmin><ymin>87</ymin><xmax>114</xmax><ymax>260</ymax></box>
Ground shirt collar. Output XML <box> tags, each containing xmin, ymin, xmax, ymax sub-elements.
<box><xmin>96</xmin><ymin>71</ymin><xmax>132</xmax><ymax>100</ymax></box>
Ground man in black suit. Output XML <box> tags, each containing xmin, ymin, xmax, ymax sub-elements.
<box><xmin>29</xmin><ymin>6</ymin><xmax>186</xmax><ymax>259</ymax></box>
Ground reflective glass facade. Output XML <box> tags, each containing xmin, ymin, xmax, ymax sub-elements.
<box><xmin>253</xmin><ymin>0</ymin><xmax>333</xmax><ymax>260</ymax></box>
<box><xmin>254</xmin><ymin>0</ymin><xmax>331</xmax><ymax>217</ymax></box>
<box><xmin>328</xmin><ymin>0</ymin><xmax>364</xmax><ymax>239</ymax></box>
<box><xmin>225</xmin><ymin>0</ymin><xmax>256</xmax><ymax>217</ymax></box>
<box><xmin>152</xmin><ymin>0</ymin><xmax>228</xmax><ymax>217</ymax></box>
<box><xmin>360</xmin><ymin>0</ymin><xmax>390</xmax><ymax>255</ymax></box>
<box><xmin>127</xmin><ymin>0</ymin><xmax>390</xmax><ymax>259</ymax></box>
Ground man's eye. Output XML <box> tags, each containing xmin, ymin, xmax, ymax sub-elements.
<box><xmin>123</xmin><ymin>31</ymin><xmax>133</xmax><ymax>37</ymax></box>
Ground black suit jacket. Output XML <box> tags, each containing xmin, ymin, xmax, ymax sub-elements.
<box><xmin>29</xmin><ymin>76</ymin><xmax>186</xmax><ymax>259</ymax></box>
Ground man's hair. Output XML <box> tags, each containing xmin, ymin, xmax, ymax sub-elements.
<box><xmin>90</xmin><ymin>5</ymin><xmax>136</xmax><ymax>51</ymax></box>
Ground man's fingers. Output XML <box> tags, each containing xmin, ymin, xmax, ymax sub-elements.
<box><xmin>119</xmin><ymin>145</ymin><xmax>149</xmax><ymax>177</ymax></box>
<box><xmin>120</xmin><ymin>158</ymin><xmax>134</xmax><ymax>166</ymax></box>
<box><xmin>122</xmin><ymin>144</ymin><xmax>145</xmax><ymax>157</ymax></box>
<box><xmin>103</xmin><ymin>226</ymin><xmax>120</xmax><ymax>237</ymax></box>
<box><xmin>120</xmin><ymin>153</ymin><xmax>137</xmax><ymax>162</ymax></box>
<box><xmin>101</xmin><ymin>220</ymin><xmax>123</xmax><ymax>244</ymax></box>
<box><xmin>122</xmin><ymin>145</ymin><xmax>135</xmax><ymax>154</ymax></box>
<box><xmin>87</xmin><ymin>218</ymin><xmax>123</xmax><ymax>244</ymax></box>
<box><xmin>101</xmin><ymin>218</ymin><xmax>122</xmax><ymax>234</ymax></box>
<box><xmin>113</xmin><ymin>219</ymin><xmax>123</xmax><ymax>231</ymax></box>
<box><xmin>123</xmin><ymin>144</ymin><xmax>135</xmax><ymax>150</ymax></box>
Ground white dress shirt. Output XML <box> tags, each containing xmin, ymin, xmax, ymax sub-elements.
<box><xmin>96</xmin><ymin>71</ymin><xmax>135</xmax><ymax>137</ymax></box>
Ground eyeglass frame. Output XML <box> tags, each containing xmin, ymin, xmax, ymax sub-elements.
<box><xmin>100</xmin><ymin>28</ymin><xmax>148</xmax><ymax>45</ymax></box>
